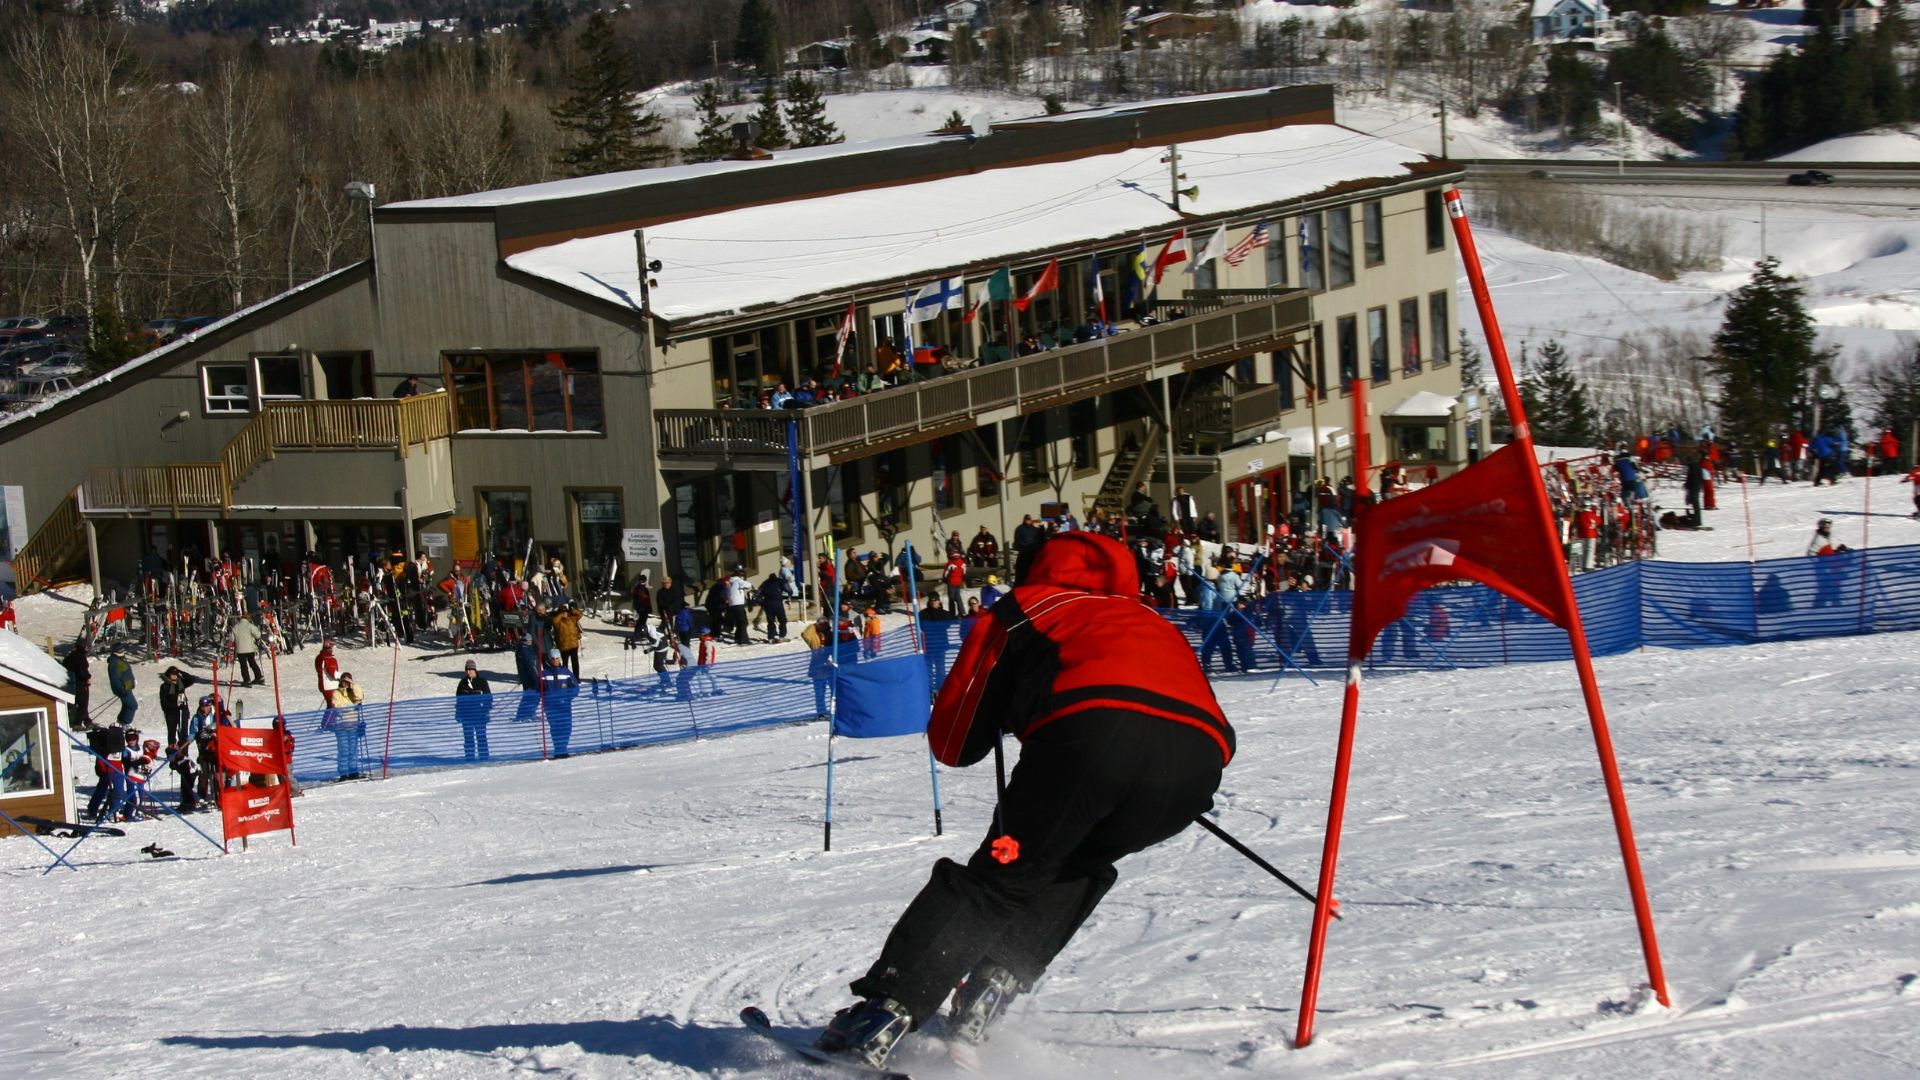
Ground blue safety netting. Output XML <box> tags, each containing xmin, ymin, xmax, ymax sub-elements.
<box><xmin>281</xmin><ymin>547</ymin><xmax>1920</xmax><ymax>784</ymax></box>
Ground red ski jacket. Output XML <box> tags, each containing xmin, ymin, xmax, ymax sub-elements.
<box><xmin>928</xmin><ymin>532</ymin><xmax>1234</xmax><ymax>769</ymax></box>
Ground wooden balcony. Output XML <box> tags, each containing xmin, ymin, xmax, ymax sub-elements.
<box><xmin>80</xmin><ymin>395</ymin><xmax>454</xmax><ymax>514</ymax></box>
<box><xmin>657</xmin><ymin>290</ymin><xmax>1311</xmax><ymax>465</ymax></box>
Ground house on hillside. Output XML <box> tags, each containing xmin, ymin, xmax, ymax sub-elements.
<box><xmin>0</xmin><ymin>87</ymin><xmax>1476</xmax><ymax>597</ymax></box>
<box><xmin>1837</xmin><ymin>0</ymin><xmax>1881</xmax><ymax>38</ymax></box>
<box><xmin>793</xmin><ymin>40</ymin><xmax>849</xmax><ymax>69</ymax></box>
<box><xmin>1130</xmin><ymin>11</ymin><xmax>1219</xmax><ymax>42</ymax></box>
<box><xmin>1531</xmin><ymin>0</ymin><xmax>1612</xmax><ymax>41</ymax></box>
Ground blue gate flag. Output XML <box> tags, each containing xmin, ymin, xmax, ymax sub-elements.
<box><xmin>833</xmin><ymin>654</ymin><xmax>932</xmax><ymax>738</ymax></box>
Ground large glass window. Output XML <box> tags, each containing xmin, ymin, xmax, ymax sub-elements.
<box><xmin>1336</xmin><ymin>315</ymin><xmax>1359</xmax><ymax>386</ymax></box>
<box><xmin>442</xmin><ymin>351</ymin><xmax>603</xmax><ymax>433</ymax></box>
<box><xmin>932</xmin><ymin>439</ymin><xmax>961</xmax><ymax>513</ymax></box>
<box><xmin>1266</xmin><ymin>222</ymin><xmax>1287</xmax><ymax>287</ymax></box>
<box><xmin>1328</xmin><ymin>207</ymin><xmax>1355</xmax><ymax>287</ymax></box>
<box><xmin>1298</xmin><ymin>213</ymin><xmax>1323</xmax><ymax>291</ymax></box>
<box><xmin>1192</xmin><ymin>258</ymin><xmax>1217</xmax><ymax>292</ymax></box>
<box><xmin>573</xmin><ymin>491</ymin><xmax>622</xmax><ymax>582</ymax></box>
<box><xmin>1400</xmin><ymin>298</ymin><xmax>1423</xmax><ymax>376</ymax></box>
<box><xmin>1018</xmin><ymin>415</ymin><xmax>1046</xmax><ymax>485</ymax></box>
<box><xmin>1312</xmin><ymin>324</ymin><xmax>1328</xmax><ymax>401</ymax></box>
<box><xmin>1426</xmin><ymin>189</ymin><xmax>1447</xmax><ymax>251</ymax></box>
<box><xmin>1276</xmin><ymin>349</ymin><xmax>1295</xmax><ymax>410</ymax></box>
<box><xmin>1363</xmin><ymin>201</ymin><xmax>1385</xmax><ymax>266</ymax></box>
<box><xmin>1070</xmin><ymin>399</ymin><xmax>1097</xmax><ymax>471</ymax></box>
<box><xmin>975</xmin><ymin>427</ymin><xmax>1001</xmax><ymax>504</ymax></box>
<box><xmin>1368</xmin><ymin>306</ymin><xmax>1390</xmax><ymax>384</ymax></box>
<box><xmin>875</xmin><ymin>451</ymin><xmax>909</xmax><ymax>530</ymax></box>
<box><xmin>480</xmin><ymin>489</ymin><xmax>531</xmax><ymax>564</ymax></box>
<box><xmin>0</xmin><ymin>708</ymin><xmax>51</xmax><ymax>797</ymax></box>
<box><xmin>202</xmin><ymin>363</ymin><xmax>251</xmax><ymax>414</ymax></box>
<box><xmin>1429</xmin><ymin>291</ymin><xmax>1452</xmax><ymax>366</ymax></box>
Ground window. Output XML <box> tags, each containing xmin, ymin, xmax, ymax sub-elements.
<box><xmin>1400</xmin><ymin>298</ymin><xmax>1423</xmax><ymax>377</ymax></box>
<box><xmin>255</xmin><ymin>354</ymin><xmax>304</xmax><ymax>402</ymax></box>
<box><xmin>932</xmin><ymin>439</ymin><xmax>962</xmax><ymax>513</ymax></box>
<box><xmin>1070</xmin><ymin>399</ymin><xmax>1097</xmax><ymax>472</ymax></box>
<box><xmin>1426</xmin><ymin>189</ymin><xmax>1447</xmax><ymax>251</ymax></box>
<box><xmin>1368</xmin><ymin>307</ymin><xmax>1390</xmax><ymax>384</ymax></box>
<box><xmin>975</xmin><ymin>427</ymin><xmax>1001</xmax><ymax>504</ymax></box>
<box><xmin>713</xmin><ymin>327</ymin><xmax>789</xmax><ymax>407</ymax></box>
<box><xmin>1193</xmin><ymin>258</ymin><xmax>1217</xmax><ymax>292</ymax></box>
<box><xmin>442</xmin><ymin>351</ymin><xmax>603</xmax><ymax>433</ymax></box>
<box><xmin>1266</xmin><ymin>221</ymin><xmax>1287</xmax><ymax>287</ymax></box>
<box><xmin>480</xmin><ymin>489</ymin><xmax>531</xmax><ymax>563</ymax></box>
<box><xmin>1336</xmin><ymin>316</ymin><xmax>1359</xmax><ymax>388</ymax></box>
<box><xmin>1328</xmin><ymin>207</ymin><xmax>1355</xmax><ymax>287</ymax></box>
<box><xmin>202</xmin><ymin>363</ymin><xmax>251</xmax><ymax>414</ymax></box>
<box><xmin>1018</xmin><ymin>415</ymin><xmax>1046</xmax><ymax>485</ymax></box>
<box><xmin>0</xmin><ymin>708</ymin><xmax>52</xmax><ymax>797</ymax></box>
<box><xmin>1312</xmin><ymin>324</ymin><xmax>1328</xmax><ymax>401</ymax></box>
<box><xmin>1364</xmin><ymin>201</ymin><xmax>1385</xmax><ymax>266</ymax></box>
<box><xmin>876</xmin><ymin>450</ymin><xmax>909</xmax><ymax>530</ymax></box>
<box><xmin>1298</xmin><ymin>213</ymin><xmax>1323</xmax><ymax>291</ymax></box>
<box><xmin>572</xmin><ymin>491</ymin><xmax>622</xmax><ymax>581</ymax></box>
<box><xmin>1429</xmin><ymin>291</ymin><xmax>1452</xmax><ymax>366</ymax></box>
<box><xmin>1276</xmin><ymin>349</ymin><xmax>1295</xmax><ymax>410</ymax></box>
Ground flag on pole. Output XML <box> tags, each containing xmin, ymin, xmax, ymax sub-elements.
<box><xmin>1089</xmin><ymin>253</ymin><xmax>1106</xmax><ymax>325</ymax></box>
<box><xmin>1151</xmin><ymin>229</ymin><xmax>1189</xmax><ymax>286</ymax></box>
<box><xmin>1011</xmin><ymin>257</ymin><xmax>1059</xmax><ymax>312</ymax></box>
<box><xmin>906</xmin><ymin>277</ymin><xmax>966</xmax><ymax>323</ymax></box>
<box><xmin>1223</xmin><ymin>219</ymin><xmax>1271</xmax><ymax>267</ymax></box>
<box><xmin>830</xmin><ymin>299</ymin><xmax>856</xmax><ymax>377</ymax></box>
<box><xmin>1188</xmin><ymin>225</ymin><xmax>1227</xmax><ymax>274</ymax></box>
<box><xmin>962</xmin><ymin>267</ymin><xmax>1013</xmax><ymax>324</ymax></box>
<box><xmin>1124</xmin><ymin>242</ymin><xmax>1149</xmax><ymax>304</ymax></box>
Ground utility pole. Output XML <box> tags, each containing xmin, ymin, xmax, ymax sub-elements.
<box><xmin>1168</xmin><ymin>143</ymin><xmax>1183</xmax><ymax>213</ymax></box>
<box><xmin>710</xmin><ymin>38</ymin><xmax>719</xmax><ymax>75</ymax></box>
<box><xmin>1434</xmin><ymin>99</ymin><xmax>1449</xmax><ymax>160</ymax></box>
<box><xmin>1613</xmin><ymin>81</ymin><xmax>1626</xmax><ymax>175</ymax></box>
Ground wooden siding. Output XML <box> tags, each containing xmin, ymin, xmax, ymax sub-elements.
<box><xmin>0</xmin><ymin>679</ymin><xmax>71</xmax><ymax>836</ymax></box>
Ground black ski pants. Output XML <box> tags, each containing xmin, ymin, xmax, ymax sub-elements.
<box><xmin>850</xmin><ymin>711</ymin><xmax>1224</xmax><ymax>1025</ymax></box>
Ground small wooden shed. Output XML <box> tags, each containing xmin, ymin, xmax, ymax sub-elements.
<box><xmin>0</xmin><ymin>629</ymin><xmax>78</xmax><ymax>836</ymax></box>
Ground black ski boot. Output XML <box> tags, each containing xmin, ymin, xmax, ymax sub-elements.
<box><xmin>815</xmin><ymin>996</ymin><xmax>913</xmax><ymax>1068</ymax></box>
<box><xmin>947</xmin><ymin>962</ymin><xmax>1023</xmax><ymax>1048</ymax></box>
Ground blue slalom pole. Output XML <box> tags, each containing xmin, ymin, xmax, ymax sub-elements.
<box><xmin>901</xmin><ymin>540</ymin><xmax>943</xmax><ymax>836</ymax></box>
<box><xmin>824</xmin><ymin>545</ymin><xmax>846</xmax><ymax>852</ymax></box>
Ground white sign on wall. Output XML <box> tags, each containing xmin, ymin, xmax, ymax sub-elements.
<box><xmin>621</xmin><ymin>528</ymin><xmax>665</xmax><ymax>562</ymax></box>
<box><xmin>419</xmin><ymin>532</ymin><xmax>449</xmax><ymax>558</ymax></box>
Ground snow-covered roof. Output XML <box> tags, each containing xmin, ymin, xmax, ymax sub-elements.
<box><xmin>1386</xmin><ymin>390</ymin><xmax>1460</xmax><ymax>418</ymax></box>
<box><xmin>508</xmin><ymin>123</ymin><xmax>1430</xmax><ymax>325</ymax></box>
<box><xmin>1530</xmin><ymin>0</ymin><xmax>1606</xmax><ymax>17</ymax></box>
<box><xmin>0</xmin><ymin>629</ymin><xmax>74</xmax><ymax>704</ymax></box>
<box><xmin>1278</xmin><ymin>424</ymin><xmax>1347</xmax><ymax>454</ymax></box>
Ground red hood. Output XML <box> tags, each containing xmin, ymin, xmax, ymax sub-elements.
<box><xmin>1023</xmin><ymin>532</ymin><xmax>1139</xmax><ymax>596</ymax></box>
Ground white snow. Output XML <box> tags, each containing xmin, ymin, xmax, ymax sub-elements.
<box><xmin>0</xmin><ymin>627</ymin><xmax>71</xmax><ymax>701</ymax></box>
<box><xmin>3</xmin><ymin>476</ymin><xmax>1918</xmax><ymax>1078</ymax></box>
<box><xmin>1774</xmin><ymin>126</ymin><xmax>1920</xmax><ymax>163</ymax></box>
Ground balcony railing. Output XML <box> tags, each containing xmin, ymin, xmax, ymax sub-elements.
<box><xmin>658</xmin><ymin>290</ymin><xmax>1310</xmax><ymax>462</ymax></box>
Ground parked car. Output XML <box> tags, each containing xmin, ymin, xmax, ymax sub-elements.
<box><xmin>23</xmin><ymin>349</ymin><xmax>84</xmax><ymax>378</ymax></box>
<box><xmin>172</xmin><ymin>315</ymin><xmax>219</xmax><ymax>337</ymax></box>
<box><xmin>0</xmin><ymin>316</ymin><xmax>49</xmax><ymax>346</ymax></box>
<box><xmin>0</xmin><ymin>372</ymin><xmax>77</xmax><ymax>408</ymax></box>
<box><xmin>43</xmin><ymin>313</ymin><xmax>88</xmax><ymax>339</ymax></box>
<box><xmin>1786</xmin><ymin>169</ymin><xmax>1834</xmax><ymax>186</ymax></box>
<box><xmin>136</xmin><ymin>317</ymin><xmax>185</xmax><ymax>343</ymax></box>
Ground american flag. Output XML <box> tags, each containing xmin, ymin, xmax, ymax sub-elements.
<box><xmin>1222</xmin><ymin>219</ymin><xmax>1271</xmax><ymax>267</ymax></box>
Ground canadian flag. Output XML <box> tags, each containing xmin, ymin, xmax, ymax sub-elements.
<box><xmin>1011</xmin><ymin>258</ymin><xmax>1059</xmax><ymax>312</ymax></box>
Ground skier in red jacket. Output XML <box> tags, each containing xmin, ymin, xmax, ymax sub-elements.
<box><xmin>814</xmin><ymin>532</ymin><xmax>1233</xmax><ymax>1069</ymax></box>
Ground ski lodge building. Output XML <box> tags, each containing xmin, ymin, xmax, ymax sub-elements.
<box><xmin>2</xmin><ymin>86</ymin><xmax>1477</xmax><ymax>598</ymax></box>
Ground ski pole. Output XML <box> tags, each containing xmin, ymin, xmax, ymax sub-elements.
<box><xmin>1195</xmin><ymin>815</ymin><xmax>1339</xmax><ymax>919</ymax></box>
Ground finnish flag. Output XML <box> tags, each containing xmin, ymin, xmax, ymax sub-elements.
<box><xmin>906</xmin><ymin>276</ymin><xmax>966</xmax><ymax>323</ymax></box>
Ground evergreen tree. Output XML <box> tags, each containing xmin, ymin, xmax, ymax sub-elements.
<box><xmin>1865</xmin><ymin>345</ymin><xmax>1920</xmax><ymax>464</ymax></box>
<box><xmin>751</xmin><ymin>81</ymin><xmax>789</xmax><ymax>149</ymax></box>
<box><xmin>1456</xmin><ymin>329</ymin><xmax>1484</xmax><ymax>392</ymax></box>
<box><xmin>1707</xmin><ymin>257</ymin><xmax>1831</xmax><ymax>450</ymax></box>
<box><xmin>1539</xmin><ymin>46</ymin><xmax>1602</xmax><ymax>141</ymax></box>
<box><xmin>782</xmin><ymin>74</ymin><xmax>842</xmax><ymax>146</ymax></box>
<box><xmin>1518</xmin><ymin>340</ymin><xmax>1601</xmax><ymax>446</ymax></box>
<box><xmin>687</xmin><ymin>81</ymin><xmax>736</xmax><ymax>162</ymax></box>
<box><xmin>941</xmin><ymin>109</ymin><xmax>967</xmax><ymax>131</ymax></box>
<box><xmin>86</xmin><ymin>299</ymin><xmax>135</xmax><ymax>373</ymax></box>
<box><xmin>549</xmin><ymin>12</ymin><xmax>670</xmax><ymax>177</ymax></box>
<box><xmin>1604</xmin><ymin>27</ymin><xmax>1712</xmax><ymax>144</ymax></box>
<box><xmin>733</xmin><ymin>0</ymin><xmax>781</xmax><ymax>77</ymax></box>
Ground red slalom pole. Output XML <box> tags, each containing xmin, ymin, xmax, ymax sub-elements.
<box><xmin>1445</xmin><ymin>188</ymin><xmax>1669</xmax><ymax>1009</ymax></box>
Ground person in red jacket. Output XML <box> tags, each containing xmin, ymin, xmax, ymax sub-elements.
<box><xmin>813</xmin><ymin>532</ymin><xmax>1233</xmax><ymax>1069</ymax></box>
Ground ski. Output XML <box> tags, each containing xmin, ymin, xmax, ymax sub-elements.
<box><xmin>739</xmin><ymin>1006</ymin><xmax>913</xmax><ymax>1080</ymax></box>
<box><xmin>15</xmin><ymin>816</ymin><xmax>128</xmax><ymax>838</ymax></box>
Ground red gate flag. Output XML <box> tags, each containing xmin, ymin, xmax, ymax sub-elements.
<box><xmin>217</xmin><ymin>726</ymin><xmax>288</xmax><ymax>775</ymax></box>
<box><xmin>221</xmin><ymin>783</ymin><xmax>293</xmax><ymax>843</ymax></box>
<box><xmin>1348</xmin><ymin>441</ymin><xmax>1573</xmax><ymax>652</ymax></box>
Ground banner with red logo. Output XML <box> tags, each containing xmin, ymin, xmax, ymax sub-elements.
<box><xmin>1348</xmin><ymin>441</ymin><xmax>1574</xmax><ymax>653</ymax></box>
<box><xmin>217</xmin><ymin>726</ymin><xmax>288</xmax><ymax>775</ymax></box>
<box><xmin>221</xmin><ymin>783</ymin><xmax>293</xmax><ymax>843</ymax></box>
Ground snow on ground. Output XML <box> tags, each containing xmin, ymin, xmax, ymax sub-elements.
<box><xmin>4</xmin><ymin>478</ymin><xmax>1919</xmax><ymax>1078</ymax></box>
<box><xmin>1775</xmin><ymin>125</ymin><xmax>1920</xmax><ymax>163</ymax></box>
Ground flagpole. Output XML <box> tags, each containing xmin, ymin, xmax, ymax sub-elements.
<box><xmin>1444</xmin><ymin>188</ymin><xmax>1670</xmax><ymax>1011</ymax></box>
<box><xmin>1294</xmin><ymin>374</ymin><xmax>1371</xmax><ymax>1049</ymax></box>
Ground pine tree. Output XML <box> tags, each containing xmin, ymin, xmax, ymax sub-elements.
<box><xmin>549</xmin><ymin>12</ymin><xmax>669</xmax><ymax>177</ymax></box>
<box><xmin>751</xmin><ymin>81</ymin><xmax>789</xmax><ymax>149</ymax></box>
<box><xmin>687</xmin><ymin>81</ymin><xmax>736</xmax><ymax>162</ymax></box>
<box><xmin>1456</xmin><ymin>329</ymin><xmax>1484</xmax><ymax>392</ymax></box>
<box><xmin>733</xmin><ymin>0</ymin><xmax>781</xmax><ymax>77</ymax></box>
<box><xmin>1865</xmin><ymin>345</ymin><xmax>1920</xmax><ymax>464</ymax></box>
<box><xmin>1518</xmin><ymin>340</ymin><xmax>1601</xmax><ymax>447</ymax></box>
<box><xmin>1539</xmin><ymin>46</ymin><xmax>1602</xmax><ymax>141</ymax></box>
<box><xmin>1708</xmin><ymin>257</ymin><xmax>1831</xmax><ymax>451</ymax></box>
<box><xmin>782</xmin><ymin>74</ymin><xmax>842</xmax><ymax>147</ymax></box>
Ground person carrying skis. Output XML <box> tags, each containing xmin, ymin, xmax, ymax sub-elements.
<box><xmin>812</xmin><ymin>531</ymin><xmax>1233</xmax><ymax>1069</ymax></box>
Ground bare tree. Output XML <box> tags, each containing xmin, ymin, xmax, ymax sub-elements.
<box><xmin>3</xmin><ymin>20</ymin><xmax>159</xmax><ymax>324</ymax></box>
<box><xmin>182</xmin><ymin>59</ymin><xmax>273</xmax><ymax>311</ymax></box>
<box><xmin>1672</xmin><ymin>13</ymin><xmax>1756</xmax><ymax>97</ymax></box>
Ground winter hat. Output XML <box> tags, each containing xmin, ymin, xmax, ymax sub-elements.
<box><xmin>464</xmin><ymin>660</ymin><xmax>477</xmax><ymax>672</ymax></box>
<box><xmin>547</xmin><ymin>648</ymin><xmax>561</xmax><ymax>660</ymax></box>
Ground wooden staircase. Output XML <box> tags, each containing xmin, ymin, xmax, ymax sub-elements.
<box><xmin>1090</xmin><ymin>419</ymin><xmax>1165</xmax><ymax>521</ymax></box>
<box><xmin>10</xmin><ymin>486</ymin><xmax>85</xmax><ymax>593</ymax></box>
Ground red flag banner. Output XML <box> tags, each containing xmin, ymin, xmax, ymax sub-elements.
<box><xmin>1349</xmin><ymin>441</ymin><xmax>1574</xmax><ymax>653</ymax></box>
<box><xmin>217</xmin><ymin>726</ymin><xmax>288</xmax><ymax>775</ymax></box>
<box><xmin>221</xmin><ymin>783</ymin><xmax>294</xmax><ymax>842</ymax></box>
<box><xmin>1011</xmin><ymin>257</ymin><xmax>1059</xmax><ymax>312</ymax></box>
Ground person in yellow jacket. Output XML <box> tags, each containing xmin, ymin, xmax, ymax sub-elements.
<box><xmin>550</xmin><ymin>604</ymin><xmax>584</xmax><ymax>679</ymax></box>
